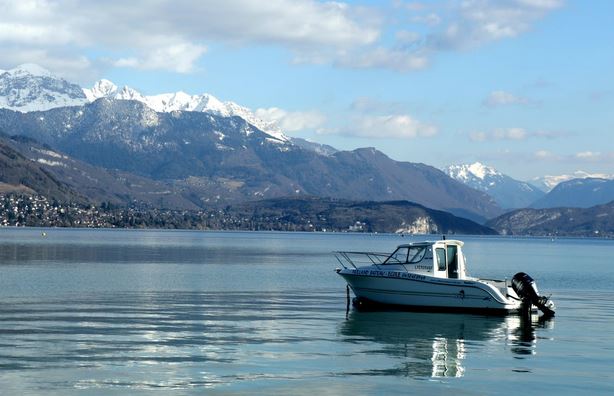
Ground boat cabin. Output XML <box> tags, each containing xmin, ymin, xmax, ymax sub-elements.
<box><xmin>381</xmin><ymin>240</ymin><xmax>467</xmax><ymax>279</ymax></box>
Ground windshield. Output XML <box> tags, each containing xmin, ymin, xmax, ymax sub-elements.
<box><xmin>384</xmin><ymin>245</ymin><xmax>427</xmax><ymax>264</ymax></box>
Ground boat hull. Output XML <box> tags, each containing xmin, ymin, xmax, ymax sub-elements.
<box><xmin>338</xmin><ymin>269</ymin><xmax>521</xmax><ymax>314</ymax></box>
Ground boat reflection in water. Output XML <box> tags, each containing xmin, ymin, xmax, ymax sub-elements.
<box><xmin>339</xmin><ymin>310</ymin><xmax>554</xmax><ymax>378</ymax></box>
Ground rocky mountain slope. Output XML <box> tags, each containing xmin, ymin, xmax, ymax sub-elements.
<box><xmin>0</xmin><ymin>64</ymin><xmax>505</xmax><ymax>221</ymax></box>
<box><xmin>445</xmin><ymin>162</ymin><xmax>544</xmax><ymax>208</ymax></box>
<box><xmin>1</xmin><ymin>63</ymin><xmax>287</xmax><ymax>141</ymax></box>
<box><xmin>0</xmin><ymin>132</ymin><xmax>84</xmax><ymax>203</ymax></box>
<box><xmin>531</xmin><ymin>178</ymin><xmax>614</xmax><ymax>209</ymax></box>
<box><xmin>0</xmin><ymin>99</ymin><xmax>502</xmax><ymax>221</ymax></box>
<box><xmin>532</xmin><ymin>171</ymin><xmax>614</xmax><ymax>192</ymax></box>
<box><xmin>227</xmin><ymin>197</ymin><xmax>498</xmax><ymax>235</ymax></box>
<box><xmin>83</xmin><ymin>79</ymin><xmax>289</xmax><ymax>142</ymax></box>
<box><xmin>487</xmin><ymin>201</ymin><xmax>614</xmax><ymax>237</ymax></box>
<box><xmin>0</xmin><ymin>64</ymin><xmax>87</xmax><ymax>111</ymax></box>
<box><xmin>7</xmin><ymin>135</ymin><xmax>200</xmax><ymax>209</ymax></box>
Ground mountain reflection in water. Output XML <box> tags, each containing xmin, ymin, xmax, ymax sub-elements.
<box><xmin>339</xmin><ymin>310</ymin><xmax>554</xmax><ymax>378</ymax></box>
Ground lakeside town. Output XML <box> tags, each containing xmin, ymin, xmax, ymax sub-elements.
<box><xmin>0</xmin><ymin>194</ymin><xmax>361</xmax><ymax>232</ymax></box>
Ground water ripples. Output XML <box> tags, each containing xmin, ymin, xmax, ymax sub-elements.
<box><xmin>0</xmin><ymin>289</ymin><xmax>548</xmax><ymax>392</ymax></box>
<box><xmin>0</xmin><ymin>290</ymin><xmax>348</xmax><ymax>391</ymax></box>
<box><xmin>1</xmin><ymin>230</ymin><xmax>613</xmax><ymax>394</ymax></box>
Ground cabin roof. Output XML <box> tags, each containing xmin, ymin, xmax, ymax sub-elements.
<box><xmin>397</xmin><ymin>240</ymin><xmax>464</xmax><ymax>248</ymax></box>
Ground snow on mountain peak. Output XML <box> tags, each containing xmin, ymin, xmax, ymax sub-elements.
<box><xmin>83</xmin><ymin>79</ymin><xmax>118</xmax><ymax>101</ymax></box>
<box><xmin>117</xmin><ymin>85</ymin><xmax>146</xmax><ymax>101</ymax></box>
<box><xmin>445</xmin><ymin>162</ymin><xmax>545</xmax><ymax>209</ymax></box>
<box><xmin>0</xmin><ymin>64</ymin><xmax>289</xmax><ymax>142</ymax></box>
<box><xmin>82</xmin><ymin>80</ymin><xmax>289</xmax><ymax>142</ymax></box>
<box><xmin>445</xmin><ymin>162</ymin><xmax>499</xmax><ymax>182</ymax></box>
<box><xmin>194</xmin><ymin>93</ymin><xmax>229</xmax><ymax>115</ymax></box>
<box><xmin>467</xmin><ymin>162</ymin><xmax>499</xmax><ymax>180</ymax></box>
<box><xmin>7</xmin><ymin>63</ymin><xmax>54</xmax><ymax>77</ymax></box>
<box><xmin>0</xmin><ymin>63</ymin><xmax>87</xmax><ymax>112</ymax></box>
<box><xmin>533</xmin><ymin>171</ymin><xmax>614</xmax><ymax>191</ymax></box>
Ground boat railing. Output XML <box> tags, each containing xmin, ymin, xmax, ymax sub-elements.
<box><xmin>334</xmin><ymin>251</ymin><xmax>390</xmax><ymax>270</ymax></box>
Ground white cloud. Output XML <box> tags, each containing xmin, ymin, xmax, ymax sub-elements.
<box><xmin>350</xmin><ymin>97</ymin><xmax>406</xmax><ymax>114</ymax></box>
<box><xmin>574</xmin><ymin>151</ymin><xmax>604</xmax><ymax>161</ymax></box>
<box><xmin>0</xmin><ymin>0</ymin><xmax>380</xmax><ymax>76</ymax></box>
<box><xmin>534</xmin><ymin>149</ymin><xmax>556</xmax><ymax>160</ymax></box>
<box><xmin>516</xmin><ymin>0</ymin><xmax>562</xmax><ymax>9</ymax></box>
<box><xmin>470</xmin><ymin>128</ymin><xmax>526</xmax><ymax>141</ymax></box>
<box><xmin>0</xmin><ymin>0</ymin><xmax>564</xmax><ymax>76</ymax></box>
<box><xmin>334</xmin><ymin>47</ymin><xmax>429</xmax><ymax>71</ymax></box>
<box><xmin>535</xmin><ymin>170</ymin><xmax>614</xmax><ymax>190</ymax></box>
<box><xmin>324</xmin><ymin>96</ymin><xmax>438</xmax><ymax>139</ymax></box>
<box><xmin>0</xmin><ymin>22</ymin><xmax>74</xmax><ymax>46</ymax></box>
<box><xmin>395</xmin><ymin>30</ymin><xmax>422</xmax><ymax>45</ymax></box>
<box><xmin>483</xmin><ymin>90</ymin><xmax>532</xmax><ymax>107</ymax></box>
<box><xmin>533</xmin><ymin>150</ymin><xmax>614</xmax><ymax>163</ymax></box>
<box><xmin>514</xmin><ymin>150</ymin><xmax>614</xmax><ymax>165</ymax></box>
<box><xmin>426</xmin><ymin>0</ymin><xmax>564</xmax><ymax>51</ymax></box>
<box><xmin>323</xmin><ymin>114</ymin><xmax>437</xmax><ymax>139</ymax></box>
<box><xmin>468</xmin><ymin>131</ymin><xmax>488</xmax><ymax>142</ymax></box>
<box><xmin>394</xmin><ymin>1</ymin><xmax>428</xmax><ymax>12</ymax></box>
<box><xmin>411</xmin><ymin>13</ymin><xmax>442</xmax><ymax>26</ymax></box>
<box><xmin>358</xmin><ymin>0</ymin><xmax>562</xmax><ymax>71</ymax></box>
<box><xmin>114</xmin><ymin>42</ymin><xmax>207</xmax><ymax>73</ymax></box>
<box><xmin>533</xmin><ymin>130</ymin><xmax>566</xmax><ymax>139</ymax></box>
<box><xmin>159</xmin><ymin>0</ymin><xmax>379</xmax><ymax>48</ymax></box>
<box><xmin>255</xmin><ymin>107</ymin><xmax>326</xmax><ymax>132</ymax></box>
<box><xmin>470</xmin><ymin>127</ymin><xmax>562</xmax><ymax>142</ymax></box>
<box><xmin>498</xmin><ymin>127</ymin><xmax>527</xmax><ymax>140</ymax></box>
<box><xmin>0</xmin><ymin>47</ymin><xmax>95</xmax><ymax>81</ymax></box>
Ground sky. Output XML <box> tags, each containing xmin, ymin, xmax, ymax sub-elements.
<box><xmin>1</xmin><ymin>0</ymin><xmax>613</xmax><ymax>181</ymax></box>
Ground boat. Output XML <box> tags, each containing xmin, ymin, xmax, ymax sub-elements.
<box><xmin>335</xmin><ymin>239</ymin><xmax>555</xmax><ymax>316</ymax></box>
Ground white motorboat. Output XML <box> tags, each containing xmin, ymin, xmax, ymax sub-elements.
<box><xmin>335</xmin><ymin>239</ymin><xmax>555</xmax><ymax>316</ymax></box>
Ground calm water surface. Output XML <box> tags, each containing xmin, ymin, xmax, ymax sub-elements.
<box><xmin>0</xmin><ymin>229</ymin><xmax>613</xmax><ymax>395</ymax></box>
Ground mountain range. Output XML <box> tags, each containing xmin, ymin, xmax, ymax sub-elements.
<box><xmin>444</xmin><ymin>162</ymin><xmax>544</xmax><ymax>209</ymax></box>
<box><xmin>531</xmin><ymin>171</ymin><xmax>614</xmax><ymax>192</ymax></box>
<box><xmin>0</xmin><ymin>132</ymin><xmax>84</xmax><ymax>204</ymax></box>
<box><xmin>487</xmin><ymin>200</ymin><xmax>614</xmax><ymax>237</ymax></box>
<box><xmin>0</xmin><ymin>64</ymin><xmax>86</xmax><ymax>112</ymax></box>
<box><xmin>0</xmin><ymin>63</ymin><xmax>287</xmax><ymax>142</ymax></box>
<box><xmin>2</xmin><ymin>63</ymin><xmax>613</xmax><ymax>233</ymax></box>
<box><xmin>530</xmin><ymin>178</ymin><xmax>614</xmax><ymax>209</ymax></box>
<box><xmin>5</xmin><ymin>134</ymin><xmax>199</xmax><ymax>209</ymax></box>
<box><xmin>0</xmin><ymin>64</ymin><xmax>502</xmax><ymax>223</ymax></box>
<box><xmin>227</xmin><ymin>197</ymin><xmax>497</xmax><ymax>235</ymax></box>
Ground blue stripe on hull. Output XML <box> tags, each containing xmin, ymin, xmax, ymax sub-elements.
<box><xmin>352</xmin><ymin>296</ymin><xmax>514</xmax><ymax>315</ymax></box>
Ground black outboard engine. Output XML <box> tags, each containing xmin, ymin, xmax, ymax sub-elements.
<box><xmin>511</xmin><ymin>272</ymin><xmax>555</xmax><ymax>317</ymax></box>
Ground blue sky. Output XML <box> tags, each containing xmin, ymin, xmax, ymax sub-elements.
<box><xmin>1</xmin><ymin>0</ymin><xmax>613</xmax><ymax>181</ymax></box>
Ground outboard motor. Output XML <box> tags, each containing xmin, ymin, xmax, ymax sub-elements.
<box><xmin>512</xmin><ymin>272</ymin><xmax>555</xmax><ymax>317</ymax></box>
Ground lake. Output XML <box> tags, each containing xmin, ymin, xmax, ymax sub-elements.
<box><xmin>0</xmin><ymin>228</ymin><xmax>613</xmax><ymax>395</ymax></box>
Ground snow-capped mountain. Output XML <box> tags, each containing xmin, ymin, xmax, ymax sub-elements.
<box><xmin>445</xmin><ymin>162</ymin><xmax>544</xmax><ymax>209</ymax></box>
<box><xmin>0</xmin><ymin>64</ymin><xmax>288</xmax><ymax>142</ymax></box>
<box><xmin>530</xmin><ymin>177</ymin><xmax>614</xmax><ymax>209</ymax></box>
<box><xmin>446</xmin><ymin>162</ymin><xmax>500</xmax><ymax>185</ymax></box>
<box><xmin>0</xmin><ymin>64</ymin><xmax>87</xmax><ymax>111</ymax></box>
<box><xmin>0</xmin><ymin>99</ymin><xmax>503</xmax><ymax>221</ymax></box>
<box><xmin>532</xmin><ymin>171</ymin><xmax>614</xmax><ymax>192</ymax></box>
<box><xmin>82</xmin><ymin>79</ymin><xmax>289</xmax><ymax>142</ymax></box>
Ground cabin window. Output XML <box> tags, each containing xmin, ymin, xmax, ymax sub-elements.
<box><xmin>385</xmin><ymin>247</ymin><xmax>409</xmax><ymax>264</ymax></box>
<box><xmin>408</xmin><ymin>246</ymin><xmax>427</xmax><ymax>263</ymax></box>
<box><xmin>384</xmin><ymin>246</ymin><xmax>427</xmax><ymax>264</ymax></box>
<box><xmin>436</xmin><ymin>248</ymin><xmax>446</xmax><ymax>271</ymax></box>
